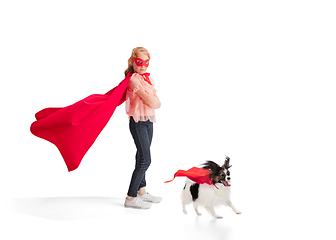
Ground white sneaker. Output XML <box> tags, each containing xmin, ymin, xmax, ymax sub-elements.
<box><xmin>124</xmin><ymin>197</ymin><xmax>152</xmax><ymax>209</ymax></box>
<box><xmin>138</xmin><ymin>193</ymin><xmax>162</xmax><ymax>203</ymax></box>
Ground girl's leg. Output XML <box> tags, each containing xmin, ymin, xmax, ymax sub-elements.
<box><xmin>136</xmin><ymin>121</ymin><xmax>153</xmax><ymax>194</ymax></box>
<box><xmin>128</xmin><ymin>119</ymin><xmax>162</xmax><ymax>204</ymax></box>
<box><xmin>127</xmin><ymin>118</ymin><xmax>153</xmax><ymax>198</ymax></box>
<box><xmin>135</xmin><ymin>152</ymin><xmax>146</xmax><ymax>196</ymax></box>
<box><xmin>135</xmin><ymin>151</ymin><xmax>147</xmax><ymax>194</ymax></box>
<box><xmin>138</xmin><ymin>187</ymin><xmax>147</xmax><ymax>196</ymax></box>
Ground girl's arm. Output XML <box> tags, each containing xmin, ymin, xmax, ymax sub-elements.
<box><xmin>129</xmin><ymin>75</ymin><xmax>161</xmax><ymax>109</ymax></box>
<box><xmin>136</xmin><ymin>89</ymin><xmax>161</xmax><ymax>109</ymax></box>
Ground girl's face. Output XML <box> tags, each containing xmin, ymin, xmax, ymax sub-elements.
<box><xmin>132</xmin><ymin>52</ymin><xmax>149</xmax><ymax>75</ymax></box>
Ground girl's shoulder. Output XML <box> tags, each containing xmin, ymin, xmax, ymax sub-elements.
<box><xmin>129</xmin><ymin>73</ymin><xmax>149</xmax><ymax>90</ymax></box>
<box><xmin>129</xmin><ymin>73</ymin><xmax>142</xmax><ymax>85</ymax></box>
<box><xmin>130</xmin><ymin>72</ymin><xmax>141</xmax><ymax>80</ymax></box>
<box><xmin>130</xmin><ymin>73</ymin><xmax>154</xmax><ymax>86</ymax></box>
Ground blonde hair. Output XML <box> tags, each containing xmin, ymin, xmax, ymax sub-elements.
<box><xmin>124</xmin><ymin>47</ymin><xmax>151</xmax><ymax>77</ymax></box>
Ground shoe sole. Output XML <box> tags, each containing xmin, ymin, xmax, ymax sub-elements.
<box><xmin>142</xmin><ymin>200</ymin><xmax>162</xmax><ymax>203</ymax></box>
<box><xmin>138</xmin><ymin>196</ymin><xmax>163</xmax><ymax>203</ymax></box>
<box><xmin>124</xmin><ymin>204</ymin><xmax>151</xmax><ymax>209</ymax></box>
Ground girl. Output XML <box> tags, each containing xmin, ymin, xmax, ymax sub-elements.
<box><xmin>124</xmin><ymin>47</ymin><xmax>162</xmax><ymax>209</ymax></box>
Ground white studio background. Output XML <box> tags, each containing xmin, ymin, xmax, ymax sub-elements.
<box><xmin>1</xmin><ymin>0</ymin><xmax>336</xmax><ymax>239</ymax></box>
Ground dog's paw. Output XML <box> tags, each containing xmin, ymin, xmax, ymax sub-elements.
<box><xmin>215</xmin><ymin>215</ymin><xmax>223</xmax><ymax>219</ymax></box>
<box><xmin>196</xmin><ymin>212</ymin><xmax>202</xmax><ymax>216</ymax></box>
<box><xmin>183</xmin><ymin>209</ymin><xmax>187</xmax><ymax>215</ymax></box>
<box><xmin>235</xmin><ymin>211</ymin><xmax>242</xmax><ymax>215</ymax></box>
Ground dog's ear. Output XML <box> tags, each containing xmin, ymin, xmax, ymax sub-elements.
<box><xmin>202</xmin><ymin>161</ymin><xmax>220</xmax><ymax>171</ymax></box>
<box><xmin>223</xmin><ymin>155</ymin><xmax>232</xmax><ymax>169</ymax></box>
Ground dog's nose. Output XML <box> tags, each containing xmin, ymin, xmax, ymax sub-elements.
<box><xmin>227</xmin><ymin>177</ymin><xmax>231</xmax><ymax>180</ymax></box>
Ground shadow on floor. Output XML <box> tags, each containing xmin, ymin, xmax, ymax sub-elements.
<box><xmin>9</xmin><ymin>196</ymin><xmax>124</xmax><ymax>220</ymax></box>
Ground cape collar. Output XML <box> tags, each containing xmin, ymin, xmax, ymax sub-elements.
<box><xmin>133</xmin><ymin>72</ymin><xmax>152</xmax><ymax>86</ymax></box>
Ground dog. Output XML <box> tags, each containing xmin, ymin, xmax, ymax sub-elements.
<box><xmin>181</xmin><ymin>156</ymin><xmax>241</xmax><ymax>218</ymax></box>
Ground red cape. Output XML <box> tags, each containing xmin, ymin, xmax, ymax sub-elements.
<box><xmin>30</xmin><ymin>74</ymin><xmax>132</xmax><ymax>171</ymax></box>
<box><xmin>165</xmin><ymin>167</ymin><xmax>217</xmax><ymax>188</ymax></box>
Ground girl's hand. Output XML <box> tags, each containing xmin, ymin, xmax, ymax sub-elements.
<box><xmin>136</xmin><ymin>89</ymin><xmax>161</xmax><ymax>109</ymax></box>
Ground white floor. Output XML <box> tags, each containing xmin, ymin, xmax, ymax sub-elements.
<box><xmin>2</xmin><ymin>179</ymin><xmax>335</xmax><ymax>240</ymax></box>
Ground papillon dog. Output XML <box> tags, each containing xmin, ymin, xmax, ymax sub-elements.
<box><xmin>181</xmin><ymin>156</ymin><xmax>242</xmax><ymax>218</ymax></box>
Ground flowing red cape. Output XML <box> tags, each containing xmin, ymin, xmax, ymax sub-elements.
<box><xmin>165</xmin><ymin>167</ymin><xmax>218</xmax><ymax>188</ymax></box>
<box><xmin>30</xmin><ymin>74</ymin><xmax>132</xmax><ymax>171</ymax></box>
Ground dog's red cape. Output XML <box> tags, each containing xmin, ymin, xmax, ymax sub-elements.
<box><xmin>165</xmin><ymin>167</ymin><xmax>218</xmax><ymax>188</ymax></box>
<box><xmin>30</xmin><ymin>73</ymin><xmax>133</xmax><ymax>172</ymax></box>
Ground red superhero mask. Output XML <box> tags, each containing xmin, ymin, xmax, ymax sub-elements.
<box><xmin>134</xmin><ymin>58</ymin><xmax>149</xmax><ymax>67</ymax></box>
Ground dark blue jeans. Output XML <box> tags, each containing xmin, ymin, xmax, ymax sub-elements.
<box><xmin>127</xmin><ymin>117</ymin><xmax>153</xmax><ymax>197</ymax></box>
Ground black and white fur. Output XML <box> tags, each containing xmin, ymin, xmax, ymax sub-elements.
<box><xmin>181</xmin><ymin>156</ymin><xmax>241</xmax><ymax>219</ymax></box>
